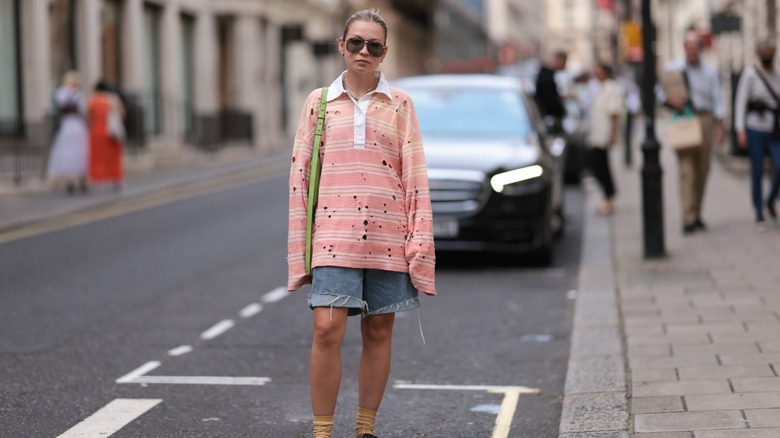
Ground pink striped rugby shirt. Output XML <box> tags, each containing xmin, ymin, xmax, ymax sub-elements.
<box><xmin>287</xmin><ymin>79</ymin><xmax>436</xmax><ymax>296</ymax></box>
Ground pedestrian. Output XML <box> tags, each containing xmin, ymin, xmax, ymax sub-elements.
<box><xmin>46</xmin><ymin>71</ymin><xmax>89</xmax><ymax>194</ymax></box>
<box><xmin>534</xmin><ymin>50</ymin><xmax>568</xmax><ymax>132</ymax></box>
<box><xmin>286</xmin><ymin>9</ymin><xmax>436</xmax><ymax>438</ymax></box>
<box><xmin>88</xmin><ymin>80</ymin><xmax>125</xmax><ymax>192</ymax></box>
<box><xmin>734</xmin><ymin>38</ymin><xmax>780</xmax><ymax>225</ymax></box>
<box><xmin>585</xmin><ymin>63</ymin><xmax>624</xmax><ymax>215</ymax></box>
<box><xmin>658</xmin><ymin>31</ymin><xmax>726</xmax><ymax>234</ymax></box>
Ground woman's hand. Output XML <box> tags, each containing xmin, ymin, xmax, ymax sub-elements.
<box><xmin>737</xmin><ymin>130</ymin><xmax>747</xmax><ymax>149</ymax></box>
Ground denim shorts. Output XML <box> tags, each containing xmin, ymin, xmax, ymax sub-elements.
<box><xmin>310</xmin><ymin>267</ymin><xmax>421</xmax><ymax>316</ymax></box>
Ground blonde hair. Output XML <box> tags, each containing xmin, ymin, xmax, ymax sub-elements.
<box><xmin>62</xmin><ymin>70</ymin><xmax>80</xmax><ymax>87</ymax></box>
<box><xmin>342</xmin><ymin>9</ymin><xmax>388</xmax><ymax>43</ymax></box>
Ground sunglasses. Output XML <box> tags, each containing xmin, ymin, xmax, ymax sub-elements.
<box><xmin>345</xmin><ymin>37</ymin><xmax>385</xmax><ymax>57</ymax></box>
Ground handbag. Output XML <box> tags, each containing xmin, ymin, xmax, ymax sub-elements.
<box><xmin>305</xmin><ymin>87</ymin><xmax>329</xmax><ymax>276</ymax></box>
<box><xmin>666</xmin><ymin>107</ymin><xmax>703</xmax><ymax>151</ymax></box>
<box><xmin>107</xmin><ymin>102</ymin><xmax>126</xmax><ymax>142</ymax></box>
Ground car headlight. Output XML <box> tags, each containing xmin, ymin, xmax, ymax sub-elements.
<box><xmin>490</xmin><ymin>165</ymin><xmax>544</xmax><ymax>193</ymax></box>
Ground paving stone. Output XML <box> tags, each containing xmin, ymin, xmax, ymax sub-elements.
<box><xmin>758</xmin><ymin>341</ymin><xmax>780</xmax><ymax>352</ymax></box>
<box><xmin>560</xmin><ymin>432</ymin><xmax>630</xmax><ymax>438</ymax></box>
<box><xmin>632</xmin><ymin>380</ymin><xmax>731</xmax><ymax>397</ymax></box>
<box><xmin>630</xmin><ymin>396</ymin><xmax>685</xmax><ymax>414</ymax></box>
<box><xmin>670</xmin><ymin>343</ymin><xmax>760</xmax><ymax>356</ymax></box>
<box><xmin>631</xmin><ymin>433</ymin><xmax>691</xmax><ymax>438</ymax></box>
<box><xmin>628</xmin><ymin>355</ymin><xmax>717</xmax><ymax>369</ymax></box>
<box><xmin>694</xmin><ymin>430</ymin><xmax>780</xmax><ymax>438</ymax></box>
<box><xmin>677</xmin><ymin>364</ymin><xmax>774</xmax><ymax>380</ymax></box>
<box><xmin>633</xmin><ymin>410</ymin><xmax>746</xmax><ymax>433</ymax></box>
<box><xmin>744</xmin><ymin>408</ymin><xmax>780</xmax><ymax>427</ymax></box>
<box><xmin>664</xmin><ymin>323</ymin><xmax>746</xmax><ymax>336</ymax></box>
<box><xmin>686</xmin><ymin>392</ymin><xmax>780</xmax><ymax>411</ymax></box>
<box><xmin>719</xmin><ymin>353</ymin><xmax>780</xmax><ymax>365</ymax></box>
<box><xmin>630</xmin><ymin>367</ymin><xmax>677</xmax><ymax>383</ymax></box>
<box><xmin>628</xmin><ymin>345</ymin><xmax>672</xmax><ymax>358</ymax></box>
<box><xmin>627</xmin><ymin>334</ymin><xmax>710</xmax><ymax>347</ymax></box>
<box><xmin>732</xmin><ymin>377</ymin><xmax>780</xmax><ymax>393</ymax></box>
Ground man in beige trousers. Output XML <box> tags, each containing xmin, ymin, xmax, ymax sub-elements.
<box><xmin>658</xmin><ymin>31</ymin><xmax>727</xmax><ymax>234</ymax></box>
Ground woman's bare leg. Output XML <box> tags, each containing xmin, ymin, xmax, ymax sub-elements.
<box><xmin>358</xmin><ymin>313</ymin><xmax>396</xmax><ymax>410</ymax></box>
<box><xmin>310</xmin><ymin>307</ymin><xmax>349</xmax><ymax>415</ymax></box>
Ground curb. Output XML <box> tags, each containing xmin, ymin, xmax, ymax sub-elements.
<box><xmin>558</xmin><ymin>182</ymin><xmax>630</xmax><ymax>437</ymax></box>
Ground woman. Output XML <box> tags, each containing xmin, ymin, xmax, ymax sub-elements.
<box><xmin>47</xmin><ymin>71</ymin><xmax>89</xmax><ymax>194</ymax></box>
<box><xmin>88</xmin><ymin>80</ymin><xmax>125</xmax><ymax>192</ymax></box>
<box><xmin>585</xmin><ymin>63</ymin><xmax>623</xmax><ymax>215</ymax></box>
<box><xmin>287</xmin><ymin>10</ymin><xmax>436</xmax><ymax>438</ymax></box>
<box><xmin>735</xmin><ymin>39</ymin><xmax>780</xmax><ymax>224</ymax></box>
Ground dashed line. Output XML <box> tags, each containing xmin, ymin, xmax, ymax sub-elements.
<box><xmin>261</xmin><ymin>287</ymin><xmax>288</xmax><ymax>304</ymax></box>
<box><xmin>239</xmin><ymin>303</ymin><xmax>263</xmax><ymax>318</ymax></box>
<box><xmin>57</xmin><ymin>398</ymin><xmax>162</xmax><ymax>437</ymax></box>
<box><xmin>167</xmin><ymin>345</ymin><xmax>193</xmax><ymax>356</ymax></box>
<box><xmin>200</xmin><ymin>319</ymin><xmax>235</xmax><ymax>340</ymax></box>
<box><xmin>116</xmin><ymin>361</ymin><xmax>161</xmax><ymax>384</ymax></box>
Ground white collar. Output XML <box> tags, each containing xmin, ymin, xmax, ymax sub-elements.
<box><xmin>326</xmin><ymin>71</ymin><xmax>393</xmax><ymax>102</ymax></box>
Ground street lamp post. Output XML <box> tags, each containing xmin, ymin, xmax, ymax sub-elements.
<box><xmin>640</xmin><ymin>0</ymin><xmax>666</xmax><ymax>258</ymax></box>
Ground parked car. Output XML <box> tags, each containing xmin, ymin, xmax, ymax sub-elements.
<box><xmin>394</xmin><ymin>74</ymin><xmax>567</xmax><ymax>264</ymax></box>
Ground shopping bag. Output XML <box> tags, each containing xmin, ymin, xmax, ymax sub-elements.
<box><xmin>665</xmin><ymin>111</ymin><xmax>702</xmax><ymax>151</ymax></box>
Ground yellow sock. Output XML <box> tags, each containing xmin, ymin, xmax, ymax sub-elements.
<box><xmin>313</xmin><ymin>415</ymin><xmax>334</xmax><ymax>438</ymax></box>
<box><xmin>355</xmin><ymin>407</ymin><xmax>377</xmax><ymax>437</ymax></box>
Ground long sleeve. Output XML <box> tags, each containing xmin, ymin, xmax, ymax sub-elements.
<box><xmin>397</xmin><ymin>93</ymin><xmax>437</xmax><ymax>296</ymax></box>
<box><xmin>711</xmin><ymin>69</ymin><xmax>727</xmax><ymax>120</ymax></box>
<box><xmin>734</xmin><ymin>68</ymin><xmax>752</xmax><ymax>133</ymax></box>
<box><xmin>287</xmin><ymin>90</ymin><xmax>322</xmax><ymax>291</ymax></box>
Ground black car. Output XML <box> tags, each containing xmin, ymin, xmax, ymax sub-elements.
<box><xmin>394</xmin><ymin>74</ymin><xmax>566</xmax><ymax>264</ymax></box>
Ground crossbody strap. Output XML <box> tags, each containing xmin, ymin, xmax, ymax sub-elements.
<box><xmin>305</xmin><ymin>87</ymin><xmax>328</xmax><ymax>276</ymax></box>
<box><xmin>754</xmin><ymin>69</ymin><xmax>780</xmax><ymax>108</ymax></box>
<box><xmin>681</xmin><ymin>68</ymin><xmax>697</xmax><ymax>112</ymax></box>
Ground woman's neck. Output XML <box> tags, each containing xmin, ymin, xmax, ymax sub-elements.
<box><xmin>344</xmin><ymin>71</ymin><xmax>378</xmax><ymax>96</ymax></box>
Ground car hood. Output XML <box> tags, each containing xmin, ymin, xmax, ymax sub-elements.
<box><xmin>422</xmin><ymin>136</ymin><xmax>541</xmax><ymax>174</ymax></box>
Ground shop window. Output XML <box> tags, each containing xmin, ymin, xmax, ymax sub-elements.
<box><xmin>0</xmin><ymin>0</ymin><xmax>21</xmax><ymax>128</ymax></box>
<box><xmin>143</xmin><ymin>5</ymin><xmax>162</xmax><ymax>134</ymax></box>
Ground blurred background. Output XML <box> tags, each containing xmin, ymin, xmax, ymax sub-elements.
<box><xmin>1</xmin><ymin>0</ymin><xmax>777</xmax><ymax>184</ymax></box>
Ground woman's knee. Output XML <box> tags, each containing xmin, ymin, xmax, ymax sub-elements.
<box><xmin>312</xmin><ymin>310</ymin><xmax>347</xmax><ymax>348</ymax></box>
<box><xmin>361</xmin><ymin>315</ymin><xmax>395</xmax><ymax>344</ymax></box>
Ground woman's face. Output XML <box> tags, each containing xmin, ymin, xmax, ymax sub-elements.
<box><xmin>339</xmin><ymin>21</ymin><xmax>387</xmax><ymax>74</ymax></box>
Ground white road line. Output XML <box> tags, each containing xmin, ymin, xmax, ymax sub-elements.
<box><xmin>167</xmin><ymin>345</ymin><xmax>193</xmax><ymax>356</ymax></box>
<box><xmin>393</xmin><ymin>383</ymin><xmax>539</xmax><ymax>393</ymax></box>
<box><xmin>239</xmin><ymin>302</ymin><xmax>263</xmax><ymax>318</ymax></box>
<box><xmin>57</xmin><ymin>398</ymin><xmax>162</xmax><ymax>438</ymax></box>
<box><xmin>200</xmin><ymin>319</ymin><xmax>235</xmax><ymax>340</ymax></box>
<box><xmin>130</xmin><ymin>375</ymin><xmax>271</xmax><ymax>386</ymax></box>
<box><xmin>261</xmin><ymin>287</ymin><xmax>288</xmax><ymax>304</ymax></box>
<box><xmin>116</xmin><ymin>361</ymin><xmax>161</xmax><ymax>384</ymax></box>
<box><xmin>393</xmin><ymin>382</ymin><xmax>540</xmax><ymax>438</ymax></box>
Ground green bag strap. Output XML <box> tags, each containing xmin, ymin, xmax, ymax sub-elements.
<box><xmin>305</xmin><ymin>87</ymin><xmax>328</xmax><ymax>276</ymax></box>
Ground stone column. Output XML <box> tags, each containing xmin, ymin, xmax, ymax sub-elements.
<box><xmin>20</xmin><ymin>0</ymin><xmax>51</xmax><ymax>120</ymax></box>
<box><xmin>160</xmin><ymin>0</ymin><xmax>182</xmax><ymax>144</ymax></box>
<box><xmin>121</xmin><ymin>0</ymin><xmax>144</xmax><ymax>94</ymax></box>
<box><xmin>77</xmin><ymin>0</ymin><xmax>101</xmax><ymax>93</ymax></box>
<box><xmin>232</xmin><ymin>15</ymin><xmax>261</xmax><ymax>149</ymax></box>
<box><xmin>261</xmin><ymin>19</ymin><xmax>283</xmax><ymax>151</ymax></box>
<box><xmin>193</xmin><ymin>5</ymin><xmax>219</xmax><ymax>146</ymax></box>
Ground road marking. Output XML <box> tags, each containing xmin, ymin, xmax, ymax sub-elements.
<box><xmin>239</xmin><ymin>302</ymin><xmax>263</xmax><ymax>318</ymax></box>
<box><xmin>200</xmin><ymin>319</ymin><xmax>234</xmax><ymax>340</ymax></box>
<box><xmin>393</xmin><ymin>382</ymin><xmax>540</xmax><ymax>438</ymax></box>
<box><xmin>57</xmin><ymin>398</ymin><xmax>162</xmax><ymax>437</ymax></box>
<box><xmin>261</xmin><ymin>287</ymin><xmax>288</xmax><ymax>304</ymax></box>
<box><xmin>130</xmin><ymin>375</ymin><xmax>271</xmax><ymax>386</ymax></box>
<box><xmin>116</xmin><ymin>361</ymin><xmax>161</xmax><ymax>383</ymax></box>
<box><xmin>519</xmin><ymin>334</ymin><xmax>554</xmax><ymax>343</ymax></box>
<box><xmin>117</xmin><ymin>361</ymin><xmax>271</xmax><ymax>386</ymax></box>
<box><xmin>167</xmin><ymin>345</ymin><xmax>193</xmax><ymax>356</ymax></box>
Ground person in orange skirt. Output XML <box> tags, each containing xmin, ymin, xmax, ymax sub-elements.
<box><xmin>88</xmin><ymin>80</ymin><xmax>125</xmax><ymax>192</ymax></box>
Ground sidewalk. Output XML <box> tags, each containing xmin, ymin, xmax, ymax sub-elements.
<box><xmin>561</xmin><ymin>131</ymin><xmax>780</xmax><ymax>437</ymax></box>
<box><xmin>0</xmin><ymin>146</ymin><xmax>291</xmax><ymax>235</ymax></box>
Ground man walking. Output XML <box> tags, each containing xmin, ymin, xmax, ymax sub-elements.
<box><xmin>535</xmin><ymin>51</ymin><xmax>568</xmax><ymax>132</ymax></box>
<box><xmin>658</xmin><ymin>31</ymin><xmax>726</xmax><ymax>234</ymax></box>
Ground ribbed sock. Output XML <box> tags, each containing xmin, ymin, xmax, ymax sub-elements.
<box><xmin>313</xmin><ymin>415</ymin><xmax>334</xmax><ymax>438</ymax></box>
<box><xmin>355</xmin><ymin>407</ymin><xmax>377</xmax><ymax>437</ymax></box>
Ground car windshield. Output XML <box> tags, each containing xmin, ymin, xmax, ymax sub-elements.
<box><xmin>405</xmin><ymin>87</ymin><xmax>531</xmax><ymax>137</ymax></box>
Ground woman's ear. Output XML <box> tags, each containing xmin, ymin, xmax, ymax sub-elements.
<box><xmin>338</xmin><ymin>37</ymin><xmax>344</xmax><ymax>56</ymax></box>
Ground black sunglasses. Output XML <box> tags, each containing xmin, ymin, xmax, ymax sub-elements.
<box><xmin>345</xmin><ymin>37</ymin><xmax>385</xmax><ymax>57</ymax></box>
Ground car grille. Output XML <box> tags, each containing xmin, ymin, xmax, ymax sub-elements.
<box><xmin>427</xmin><ymin>169</ymin><xmax>485</xmax><ymax>215</ymax></box>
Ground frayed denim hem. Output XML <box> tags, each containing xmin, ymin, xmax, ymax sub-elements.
<box><xmin>308</xmin><ymin>293</ymin><xmax>368</xmax><ymax>317</ymax></box>
<box><xmin>366</xmin><ymin>297</ymin><xmax>422</xmax><ymax>316</ymax></box>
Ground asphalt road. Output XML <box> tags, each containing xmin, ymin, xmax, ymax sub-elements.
<box><xmin>0</xmin><ymin>174</ymin><xmax>583</xmax><ymax>438</ymax></box>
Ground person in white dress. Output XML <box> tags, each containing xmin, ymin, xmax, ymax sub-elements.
<box><xmin>47</xmin><ymin>71</ymin><xmax>89</xmax><ymax>194</ymax></box>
